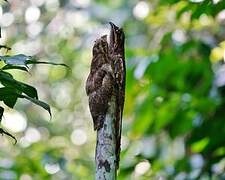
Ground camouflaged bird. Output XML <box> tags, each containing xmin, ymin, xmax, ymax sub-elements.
<box><xmin>86</xmin><ymin>23</ymin><xmax>125</xmax><ymax>168</ymax></box>
<box><xmin>85</xmin><ymin>35</ymin><xmax>114</xmax><ymax>130</ymax></box>
<box><xmin>109</xmin><ymin>22</ymin><xmax>125</xmax><ymax>169</ymax></box>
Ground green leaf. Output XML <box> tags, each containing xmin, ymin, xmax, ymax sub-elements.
<box><xmin>0</xmin><ymin>54</ymin><xmax>68</xmax><ymax>68</ymax></box>
<box><xmin>191</xmin><ymin>138</ymin><xmax>209</xmax><ymax>153</ymax></box>
<box><xmin>0</xmin><ymin>87</ymin><xmax>20</xmax><ymax>108</ymax></box>
<box><xmin>26</xmin><ymin>60</ymin><xmax>69</xmax><ymax>68</ymax></box>
<box><xmin>0</xmin><ymin>70</ymin><xmax>38</xmax><ymax>99</ymax></box>
<box><xmin>18</xmin><ymin>94</ymin><xmax>51</xmax><ymax>117</ymax></box>
<box><xmin>2</xmin><ymin>64</ymin><xmax>29</xmax><ymax>72</ymax></box>
<box><xmin>132</xmin><ymin>96</ymin><xmax>154</xmax><ymax>137</ymax></box>
<box><xmin>0</xmin><ymin>87</ymin><xmax>51</xmax><ymax>116</ymax></box>
<box><xmin>0</xmin><ymin>54</ymin><xmax>32</xmax><ymax>66</ymax></box>
<box><xmin>19</xmin><ymin>83</ymin><xmax>38</xmax><ymax>99</ymax></box>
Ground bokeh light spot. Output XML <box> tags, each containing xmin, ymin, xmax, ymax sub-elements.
<box><xmin>70</xmin><ymin>129</ymin><xmax>87</xmax><ymax>146</ymax></box>
<box><xmin>20</xmin><ymin>174</ymin><xmax>32</xmax><ymax>180</ymax></box>
<box><xmin>44</xmin><ymin>163</ymin><xmax>60</xmax><ymax>174</ymax></box>
<box><xmin>30</xmin><ymin>0</ymin><xmax>45</xmax><ymax>7</ymax></box>
<box><xmin>45</xmin><ymin>0</ymin><xmax>60</xmax><ymax>12</ymax></box>
<box><xmin>189</xmin><ymin>0</ymin><xmax>204</xmax><ymax>2</ymax></box>
<box><xmin>70</xmin><ymin>0</ymin><xmax>90</xmax><ymax>8</ymax></box>
<box><xmin>172</xmin><ymin>29</ymin><xmax>187</xmax><ymax>44</ymax></box>
<box><xmin>25</xmin><ymin>6</ymin><xmax>41</xmax><ymax>23</ymax></box>
<box><xmin>2</xmin><ymin>111</ymin><xmax>27</xmax><ymax>133</ymax></box>
<box><xmin>26</xmin><ymin>22</ymin><xmax>43</xmax><ymax>38</ymax></box>
<box><xmin>135</xmin><ymin>160</ymin><xmax>151</xmax><ymax>176</ymax></box>
<box><xmin>0</xmin><ymin>13</ymin><xmax>14</xmax><ymax>27</ymax></box>
<box><xmin>24</xmin><ymin>127</ymin><xmax>41</xmax><ymax>143</ymax></box>
<box><xmin>133</xmin><ymin>1</ymin><xmax>150</xmax><ymax>20</ymax></box>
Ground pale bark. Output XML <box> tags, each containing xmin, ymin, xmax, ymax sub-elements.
<box><xmin>95</xmin><ymin>96</ymin><xmax>117</xmax><ymax>180</ymax></box>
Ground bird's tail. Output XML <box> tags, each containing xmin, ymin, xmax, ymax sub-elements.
<box><xmin>115</xmin><ymin>104</ymin><xmax>122</xmax><ymax>169</ymax></box>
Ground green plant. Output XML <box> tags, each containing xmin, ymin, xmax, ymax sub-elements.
<box><xmin>0</xmin><ymin>13</ymin><xmax>67</xmax><ymax>143</ymax></box>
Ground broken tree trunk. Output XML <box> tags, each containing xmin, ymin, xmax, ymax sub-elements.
<box><xmin>95</xmin><ymin>96</ymin><xmax>117</xmax><ymax>180</ymax></box>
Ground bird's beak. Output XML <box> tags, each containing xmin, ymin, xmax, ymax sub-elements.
<box><xmin>109</xmin><ymin>22</ymin><xmax>118</xmax><ymax>30</ymax></box>
<box><xmin>109</xmin><ymin>22</ymin><xmax>118</xmax><ymax>46</ymax></box>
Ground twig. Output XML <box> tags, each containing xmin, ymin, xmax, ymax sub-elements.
<box><xmin>0</xmin><ymin>128</ymin><xmax>17</xmax><ymax>144</ymax></box>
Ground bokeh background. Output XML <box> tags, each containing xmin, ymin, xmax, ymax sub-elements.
<box><xmin>0</xmin><ymin>0</ymin><xmax>225</xmax><ymax>179</ymax></box>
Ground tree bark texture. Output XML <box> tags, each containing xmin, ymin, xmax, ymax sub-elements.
<box><xmin>95</xmin><ymin>96</ymin><xmax>117</xmax><ymax>180</ymax></box>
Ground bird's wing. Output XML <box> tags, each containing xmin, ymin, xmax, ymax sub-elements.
<box><xmin>114</xmin><ymin>56</ymin><xmax>126</xmax><ymax>168</ymax></box>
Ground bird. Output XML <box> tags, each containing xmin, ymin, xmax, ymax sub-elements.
<box><xmin>86</xmin><ymin>35</ymin><xmax>114</xmax><ymax>130</ymax></box>
<box><xmin>109</xmin><ymin>22</ymin><xmax>126</xmax><ymax>169</ymax></box>
<box><xmin>86</xmin><ymin>23</ymin><xmax>125</xmax><ymax>169</ymax></box>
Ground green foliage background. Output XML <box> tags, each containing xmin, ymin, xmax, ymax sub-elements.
<box><xmin>0</xmin><ymin>0</ymin><xmax>225</xmax><ymax>179</ymax></box>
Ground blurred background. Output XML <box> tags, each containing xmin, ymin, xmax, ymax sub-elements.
<box><xmin>0</xmin><ymin>0</ymin><xmax>225</xmax><ymax>179</ymax></box>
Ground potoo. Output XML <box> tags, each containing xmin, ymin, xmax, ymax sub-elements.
<box><xmin>86</xmin><ymin>23</ymin><xmax>125</xmax><ymax>168</ymax></box>
<box><xmin>85</xmin><ymin>35</ymin><xmax>114</xmax><ymax>130</ymax></box>
<box><xmin>109</xmin><ymin>22</ymin><xmax>125</xmax><ymax>168</ymax></box>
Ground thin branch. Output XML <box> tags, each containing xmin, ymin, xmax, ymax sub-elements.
<box><xmin>0</xmin><ymin>128</ymin><xmax>17</xmax><ymax>144</ymax></box>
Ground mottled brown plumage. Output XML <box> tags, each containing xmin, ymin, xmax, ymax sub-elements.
<box><xmin>86</xmin><ymin>35</ymin><xmax>114</xmax><ymax>130</ymax></box>
<box><xmin>86</xmin><ymin>23</ymin><xmax>125</xmax><ymax>169</ymax></box>
<box><xmin>109</xmin><ymin>22</ymin><xmax>125</xmax><ymax>169</ymax></box>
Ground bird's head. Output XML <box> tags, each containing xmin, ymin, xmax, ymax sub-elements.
<box><xmin>109</xmin><ymin>22</ymin><xmax>125</xmax><ymax>53</ymax></box>
<box><xmin>93</xmin><ymin>35</ymin><xmax>108</xmax><ymax>55</ymax></box>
